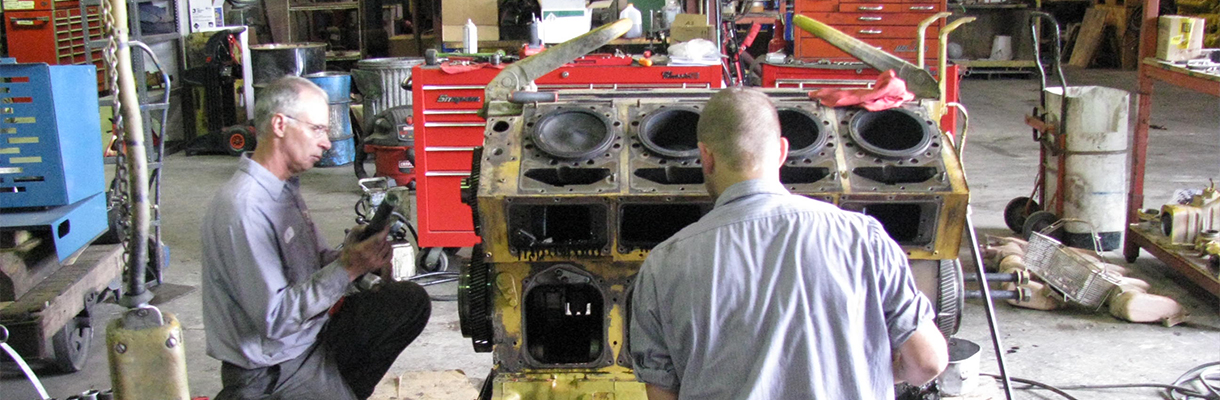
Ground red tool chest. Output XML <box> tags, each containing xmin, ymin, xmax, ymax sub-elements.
<box><xmin>794</xmin><ymin>0</ymin><xmax>946</xmax><ymax>64</ymax></box>
<box><xmin>411</xmin><ymin>61</ymin><xmax>723</xmax><ymax>248</ymax></box>
<box><xmin>759</xmin><ymin>63</ymin><xmax>962</xmax><ymax>136</ymax></box>
<box><xmin>4</xmin><ymin>0</ymin><xmax>107</xmax><ymax>91</ymax></box>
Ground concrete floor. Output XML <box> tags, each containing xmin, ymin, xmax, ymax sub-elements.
<box><xmin>3</xmin><ymin>67</ymin><xmax>1219</xmax><ymax>400</ymax></box>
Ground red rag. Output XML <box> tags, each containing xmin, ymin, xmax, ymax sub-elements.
<box><xmin>439</xmin><ymin>62</ymin><xmax>507</xmax><ymax>74</ymax></box>
<box><xmin>809</xmin><ymin>70</ymin><xmax>916</xmax><ymax>111</ymax></box>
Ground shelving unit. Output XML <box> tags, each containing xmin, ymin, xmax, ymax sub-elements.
<box><xmin>1123</xmin><ymin>0</ymin><xmax>1220</xmax><ymax>296</ymax></box>
<box><xmin>83</xmin><ymin>0</ymin><xmax>177</xmax><ymax>284</ymax></box>
<box><xmin>948</xmin><ymin>1</ymin><xmax>1037</xmax><ymax>75</ymax></box>
<box><xmin>287</xmin><ymin>0</ymin><xmax>364</xmax><ymax>61</ymax></box>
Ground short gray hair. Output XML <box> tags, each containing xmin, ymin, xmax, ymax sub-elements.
<box><xmin>254</xmin><ymin>76</ymin><xmax>327</xmax><ymax>138</ymax></box>
<box><xmin>696</xmin><ymin>87</ymin><xmax>781</xmax><ymax>170</ymax></box>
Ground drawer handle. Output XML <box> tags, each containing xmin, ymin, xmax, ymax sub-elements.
<box><xmin>858</xmin><ymin>29</ymin><xmax>883</xmax><ymax>35</ymax></box>
<box><xmin>858</xmin><ymin>16</ymin><xmax>882</xmax><ymax>21</ymax></box>
<box><xmin>11</xmin><ymin>16</ymin><xmax>50</xmax><ymax>26</ymax></box>
<box><xmin>910</xmin><ymin>5</ymin><xmax>935</xmax><ymax>10</ymax></box>
<box><xmin>858</xmin><ymin>5</ymin><xmax>883</xmax><ymax>10</ymax></box>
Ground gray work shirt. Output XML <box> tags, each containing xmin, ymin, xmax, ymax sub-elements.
<box><xmin>201</xmin><ymin>154</ymin><xmax>352</xmax><ymax>369</ymax></box>
<box><xmin>630</xmin><ymin>179</ymin><xmax>934</xmax><ymax>399</ymax></box>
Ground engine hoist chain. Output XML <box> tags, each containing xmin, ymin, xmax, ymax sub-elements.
<box><xmin>99</xmin><ymin>0</ymin><xmax>133</xmax><ymax>269</ymax></box>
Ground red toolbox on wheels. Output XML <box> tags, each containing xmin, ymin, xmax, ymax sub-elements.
<box><xmin>411</xmin><ymin>61</ymin><xmax>724</xmax><ymax>255</ymax></box>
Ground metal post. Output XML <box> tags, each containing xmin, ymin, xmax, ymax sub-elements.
<box><xmin>108</xmin><ymin>0</ymin><xmax>152</xmax><ymax>307</ymax></box>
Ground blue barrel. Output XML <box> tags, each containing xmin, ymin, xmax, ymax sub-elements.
<box><xmin>305</xmin><ymin>72</ymin><xmax>354</xmax><ymax>167</ymax></box>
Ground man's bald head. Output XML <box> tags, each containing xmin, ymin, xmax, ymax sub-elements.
<box><xmin>696</xmin><ymin>87</ymin><xmax>783</xmax><ymax>171</ymax></box>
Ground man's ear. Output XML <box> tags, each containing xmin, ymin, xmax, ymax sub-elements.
<box><xmin>271</xmin><ymin>114</ymin><xmax>289</xmax><ymax>139</ymax></box>
<box><xmin>776</xmin><ymin>137</ymin><xmax>790</xmax><ymax>167</ymax></box>
<box><xmin>699</xmin><ymin>142</ymin><xmax>714</xmax><ymax>176</ymax></box>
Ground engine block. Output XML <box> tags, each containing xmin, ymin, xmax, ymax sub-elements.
<box><xmin>460</xmin><ymin>89</ymin><xmax>969</xmax><ymax>397</ymax></box>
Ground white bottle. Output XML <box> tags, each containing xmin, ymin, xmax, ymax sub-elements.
<box><xmin>662</xmin><ymin>0</ymin><xmax>681</xmax><ymax>29</ymax></box>
<box><xmin>620</xmin><ymin>4</ymin><xmax>642</xmax><ymax>39</ymax></box>
<box><xmin>463</xmin><ymin>19</ymin><xmax>479</xmax><ymax>54</ymax></box>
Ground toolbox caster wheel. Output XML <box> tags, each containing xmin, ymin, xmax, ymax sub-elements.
<box><xmin>1022</xmin><ymin>210</ymin><xmax>1060</xmax><ymax>241</ymax></box>
<box><xmin>1003</xmin><ymin>197</ymin><xmax>1041</xmax><ymax>233</ymax></box>
<box><xmin>418</xmin><ymin>247</ymin><xmax>453</xmax><ymax>273</ymax></box>
<box><xmin>51</xmin><ymin>313</ymin><xmax>92</xmax><ymax>373</ymax></box>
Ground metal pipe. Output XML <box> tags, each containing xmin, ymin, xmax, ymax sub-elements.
<box><xmin>966</xmin><ymin>210</ymin><xmax>1016</xmax><ymax>400</ymax></box>
<box><xmin>964</xmin><ymin>271</ymin><xmax>1029</xmax><ymax>285</ymax></box>
<box><xmin>129</xmin><ymin>40</ymin><xmax>170</xmax><ymax>285</ymax></box>
<box><xmin>109</xmin><ymin>0</ymin><xmax>153</xmax><ymax>307</ymax></box>
<box><xmin>916</xmin><ymin>12</ymin><xmax>951</xmax><ymax>69</ymax></box>
<box><xmin>966</xmin><ymin>288</ymin><xmax>1029</xmax><ymax>301</ymax></box>
<box><xmin>939</xmin><ymin>17</ymin><xmax>975</xmax><ymax>104</ymax></box>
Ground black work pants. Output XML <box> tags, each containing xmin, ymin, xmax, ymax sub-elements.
<box><xmin>216</xmin><ymin>280</ymin><xmax>432</xmax><ymax>400</ymax></box>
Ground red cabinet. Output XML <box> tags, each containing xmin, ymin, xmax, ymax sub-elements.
<box><xmin>794</xmin><ymin>0</ymin><xmax>945</xmax><ymax>63</ymax></box>
<box><xmin>4</xmin><ymin>0</ymin><xmax>106</xmax><ymax>91</ymax></box>
<box><xmin>411</xmin><ymin>62</ymin><xmax>723</xmax><ymax>248</ymax></box>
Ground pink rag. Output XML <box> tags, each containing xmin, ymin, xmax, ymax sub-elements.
<box><xmin>809</xmin><ymin>70</ymin><xmax>915</xmax><ymax>111</ymax></box>
<box><xmin>439</xmin><ymin>62</ymin><xmax>507</xmax><ymax>74</ymax></box>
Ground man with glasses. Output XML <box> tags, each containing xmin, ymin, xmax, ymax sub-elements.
<box><xmin>201</xmin><ymin>76</ymin><xmax>431</xmax><ymax>400</ymax></box>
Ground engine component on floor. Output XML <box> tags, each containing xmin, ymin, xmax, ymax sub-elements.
<box><xmin>1161</xmin><ymin>182</ymin><xmax>1220</xmax><ymax>245</ymax></box>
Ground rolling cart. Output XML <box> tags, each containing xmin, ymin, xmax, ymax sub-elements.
<box><xmin>1005</xmin><ymin>12</ymin><xmax>1070</xmax><ymax>239</ymax></box>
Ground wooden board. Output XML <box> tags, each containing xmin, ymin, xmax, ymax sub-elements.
<box><xmin>0</xmin><ymin>244</ymin><xmax>123</xmax><ymax>359</ymax></box>
<box><xmin>1095</xmin><ymin>4</ymin><xmax>1140</xmax><ymax>69</ymax></box>
<box><xmin>1068</xmin><ymin>7</ymin><xmax>1112</xmax><ymax>68</ymax></box>
<box><xmin>371</xmin><ymin>370</ymin><xmax>479</xmax><ymax>400</ymax></box>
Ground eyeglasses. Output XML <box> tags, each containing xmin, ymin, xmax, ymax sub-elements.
<box><xmin>281</xmin><ymin>114</ymin><xmax>329</xmax><ymax>138</ymax></box>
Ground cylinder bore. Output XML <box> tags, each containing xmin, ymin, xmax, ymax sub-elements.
<box><xmin>848</xmin><ymin>108</ymin><xmax>933</xmax><ymax>159</ymax></box>
<box><xmin>778</xmin><ymin>107</ymin><xmax>829</xmax><ymax>158</ymax></box>
<box><xmin>530</xmin><ymin>108</ymin><xmax>614</xmax><ymax>160</ymax></box>
<box><xmin>639</xmin><ymin>107</ymin><xmax>700</xmax><ymax>159</ymax></box>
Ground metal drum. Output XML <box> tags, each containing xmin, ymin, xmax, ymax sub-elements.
<box><xmin>250</xmin><ymin>43</ymin><xmax>326</xmax><ymax>85</ymax></box>
<box><xmin>353</xmin><ymin>57</ymin><xmax>425</xmax><ymax>129</ymax></box>
<box><xmin>305</xmin><ymin>72</ymin><xmax>355</xmax><ymax>167</ymax></box>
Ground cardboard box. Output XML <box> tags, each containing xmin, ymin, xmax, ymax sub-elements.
<box><xmin>441</xmin><ymin>24</ymin><xmax>500</xmax><ymax>43</ymax></box>
<box><xmin>538</xmin><ymin>0</ymin><xmax>591</xmax><ymax>43</ymax></box>
<box><xmin>441</xmin><ymin>0</ymin><xmax>498</xmax><ymax>25</ymax></box>
<box><xmin>671</xmin><ymin>13</ymin><xmax>714</xmax><ymax>43</ymax></box>
<box><xmin>1157</xmin><ymin>15</ymin><xmax>1205</xmax><ymax>62</ymax></box>
<box><xmin>389</xmin><ymin>34</ymin><xmax>437</xmax><ymax>57</ymax></box>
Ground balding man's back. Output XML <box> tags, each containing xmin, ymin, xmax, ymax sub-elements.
<box><xmin>630</xmin><ymin>179</ymin><xmax>935</xmax><ymax>399</ymax></box>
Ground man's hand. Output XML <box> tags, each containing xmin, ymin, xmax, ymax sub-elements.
<box><xmin>645</xmin><ymin>384</ymin><xmax>678</xmax><ymax>400</ymax></box>
<box><xmin>340</xmin><ymin>224</ymin><xmax>393</xmax><ymax>281</ymax></box>
<box><xmin>892</xmin><ymin>322</ymin><xmax>949</xmax><ymax>386</ymax></box>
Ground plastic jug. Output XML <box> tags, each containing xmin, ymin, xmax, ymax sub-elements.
<box><xmin>662</xmin><ymin>0</ymin><xmax>681</xmax><ymax>29</ymax></box>
<box><xmin>463</xmin><ymin>19</ymin><xmax>478</xmax><ymax>53</ymax></box>
<box><xmin>620</xmin><ymin>4</ymin><xmax>642</xmax><ymax>39</ymax></box>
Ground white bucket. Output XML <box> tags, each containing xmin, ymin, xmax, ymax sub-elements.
<box><xmin>937</xmin><ymin>338</ymin><xmax>982</xmax><ymax>396</ymax></box>
<box><xmin>990</xmin><ymin>35</ymin><xmax>1013</xmax><ymax>60</ymax></box>
<box><xmin>1041</xmin><ymin>86</ymin><xmax>1131</xmax><ymax>250</ymax></box>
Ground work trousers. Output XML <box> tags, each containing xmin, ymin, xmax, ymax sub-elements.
<box><xmin>216</xmin><ymin>280</ymin><xmax>432</xmax><ymax>400</ymax></box>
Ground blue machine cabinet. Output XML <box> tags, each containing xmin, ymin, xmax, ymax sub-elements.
<box><xmin>0</xmin><ymin>60</ymin><xmax>104</xmax><ymax>208</ymax></box>
<box><xmin>0</xmin><ymin>60</ymin><xmax>107</xmax><ymax>261</ymax></box>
